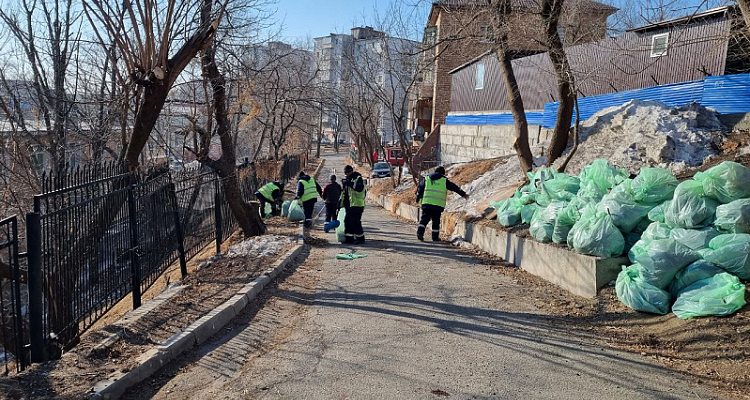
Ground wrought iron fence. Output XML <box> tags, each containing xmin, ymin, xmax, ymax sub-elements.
<box><xmin>0</xmin><ymin>156</ymin><xmax>298</xmax><ymax>371</ymax></box>
<box><xmin>0</xmin><ymin>216</ymin><xmax>27</xmax><ymax>374</ymax></box>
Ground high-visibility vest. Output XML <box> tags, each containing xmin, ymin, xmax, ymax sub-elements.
<box><xmin>258</xmin><ymin>182</ymin><xmax>277</xmax><ymax>201</ymax></box>
<box><xmin>300</xmin><ymin>178</ymin><xmax>318</xmax><ymax>202</ymax></box>
<box><xmin>346</xmin><ymin>176</ymin><xmax>366</xmax><ymax>208</ymax></box>
<box><xmin>421</xmin><ymin>177</ymin><xmax>447</xmax><ymax>207</ymax></box>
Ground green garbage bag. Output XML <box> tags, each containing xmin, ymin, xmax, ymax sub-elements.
<box><xmin>714</xmin><ymin>198</ymin><xmax>750</xmax><ymax>234</ymax></box>
<box><xmin>669</xmin><ymin>227</ymin><xmax>720</xmax><ymax>251</ymax></box>
<box><xmin>567</xmin><ymin>205</ymin><xmax>625</xmax><ymax>258</ymax></box>
<box><xmin>597</xmin><ymin>179</ymin><xmax>654</xmax><ymax>233</ymax></box>
<box><xmin>634</xmin><ymin>238</ymin><xmax>699</xmax><ymax>289</ymax></box>
<box><xmin>262</xmin><ymin>202</ymin><xmax>273</xmax><ymax>218</ymax></box>
<box><xmin>492</xmin><ymin>196</ymin><xmax>526</xmax><ymax>227</ymax></box>
<box><xmin>631</xmin><ymin>167</ymin><xmax>678</xmax><ymax>204</ymax></box>
<box><xmin>287</xmin><ymin>200</ymin><xmax>305</xmax><ymax>222</ymax></box>
<box><xmin>521</xmin><ymin>203</ymin><xmax>540</xmax><ymax>225</ymax></box>
<box><xmin>632</xmin><ymin>218</ymin><xmax>652</xmax><ymax>234</ymax></box>
<box><xmin>335</xmin><ymin>208</ymin><xmax>347</xmax><ymax>243</ymax></box>
<box><xmin>530</xmin><ymin>202</ymin><xmax>566</xmax><ymax>243</ymax></box>
<box><xmin>672</xmin><ymin>272</ymin><xmax>747</xmax><ymax>319</ymax></box>
<box><xmin>537</xmin><ymin>174</ymin><xmax>579</xmax><ymax>206</ymax></box>
<box><xmin>577</xmin><ymin>159</ymin><xmax>628</xmax><ymax>202</ymax></box>
<box><xmin>552</xmin><ymin>203</ymin><xmax>580</xmax><ymax>244</ymax></box>
<box><xmin>628</xmin><ymin>222</ymin><xmax>672</xmax><ymax>263</ymax></box>
<box><xmin>664</xmin><ymin>180</ymin><xmax>718</xmax><ymax>229</ymax></box>
<box><xmin>702</xmin><ymin>233</ymin><xmax>750</xmax><ymax>280</ymax></box>
<box><xmin>281</xmin><ymin>200</ymin><xmax>292</xmax><ymax>217</ymax></box>
<box><xmin>669</xmin><ymin>260</ymin><xmax>724</xmax><ymax>297</ymax></box>
<box><xmin>615</xmin><ymin>265</ymin><xmax>671</xmax><ymax>315</ymax></box>
<box><xmin>694</xmin><ymin>161</ymin><xmax>750</xmax><ymax>204</ymax></box>
<box><xmin>647</xmin><ymin>200</ymin><xmax>670</xmax><ymax>223</ymax></box>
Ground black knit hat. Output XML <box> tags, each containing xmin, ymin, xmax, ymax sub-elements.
<box><xmin>435</xmin><ymin>166</ymin><xmax>446</xmax><ymax>175</ymax></box>
<box><xmin>298</xmin><ymin>171</ymin><xmax>306</xmax><ymax>178</ymax></box>
<box><xmin>344</xmin><ymin>165</ymin><xmax>354</xmax><ymax>173</ymax></box>
<box><xmin>330</xmin><ymin>174</ymin><xmax>337</xmax><ymax>182</ymax></box>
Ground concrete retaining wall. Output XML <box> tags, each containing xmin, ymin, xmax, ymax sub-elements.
<box><xmin>367</xmin><ymin>191</ymin><xmax>626</xmax><ymax>298</ymax></box>
<box><xmin>440</xmin><ymin>123</ymin><xmax>547</xmax><ymax>164</ymax></box>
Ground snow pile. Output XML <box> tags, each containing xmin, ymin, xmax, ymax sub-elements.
<box><xmin>554</xmin><ymin>100</ymin><xmax>723</xmax><ymax>175</ymax></box>
<box><xmin>444</xmin><ymin>157</ymin><xmax>527</xmax><ymax>213</ymax></box>
<box><xmin>227</xmin><ymin>235</ymin><xmax>294</xmax><ymax>258</ymax></box>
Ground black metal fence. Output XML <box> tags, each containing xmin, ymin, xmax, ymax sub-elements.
<box><xmin>0</xmin><ymin>156</ymin><xmax>308</xmax><ymax>371</ymax></box>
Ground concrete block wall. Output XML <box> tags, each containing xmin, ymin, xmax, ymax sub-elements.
<box><xmin>441</xmin><ymin>123</ymin><xmax>543</xmax><ymax>164</ymax></box>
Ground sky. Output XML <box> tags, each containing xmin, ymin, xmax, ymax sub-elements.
<box><xmin>272</xmin><ymin>0</ymin><xmax>728</xmax><ymax>41</ymax></box>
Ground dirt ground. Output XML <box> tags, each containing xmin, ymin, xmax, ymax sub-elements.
<box><xmin>0</xmin><ymin>222</ymin><xmax>299</xmax><ymax>400</ymax></box>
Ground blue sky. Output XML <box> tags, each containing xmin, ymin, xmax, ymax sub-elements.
<box><xmin>273</xmin><ymin>0</ymin><xmax>727</xmax><ymax>41</ymax></box>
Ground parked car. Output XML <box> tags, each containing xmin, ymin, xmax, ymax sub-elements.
<box><xmin>371</xmin><ymin>162</ymin><xmax>392</xmax><ymax>178</ymax></box>
<box><xmin>320</xmin><ymin>137</ymin><xmax>331</xmax><ymax>146</ymax></box>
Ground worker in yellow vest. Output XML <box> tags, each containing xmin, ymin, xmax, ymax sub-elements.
<box><xmin>295</xmin><ymin>171</ymin><xmax>323</xmax><ymax>227</ymax></box>
<box><xmin>254</xmin><ymin>181</ymin><xmax>284</xmax><ymax>216</ymax></box>
<box><xmin>340</xmin><ymin>165</ymin><xmax>367</xmax><ymax>244</ymax></box>
<box><xmin>416</xmin><ymin>166</ymin><xmax>468</xmax><ymax>241</ymax></box>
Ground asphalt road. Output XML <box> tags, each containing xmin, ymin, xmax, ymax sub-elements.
<box><xmin>125</xmin><ymin>151</ymin><xmax>722</xmax><ymax>400</ymax></box>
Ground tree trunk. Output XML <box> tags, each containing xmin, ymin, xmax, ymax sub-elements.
<box><xmin>542</xmin><ymin>0</ymin><xmax>576</xmax><ymax>166</ymax></box>
<box><xmin>494</xmin><ymin>48</ymin><xmax>533</xmax><ymax>173</ymax></box>
<box><xmin>201</xmin><ymin>0</ymin><xmax>265</xmax><ymax>237</ymax></box>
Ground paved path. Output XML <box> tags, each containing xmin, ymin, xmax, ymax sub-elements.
<box><xmin>125</xmin><ymin>152</ymin><xmax>721</xmax><ymax>400</ymax></box>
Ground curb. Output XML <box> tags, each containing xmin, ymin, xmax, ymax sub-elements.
<box><xmin>90</xmin><ymin>244</ymin><xmax>306</xmax><ymax>400</ymax></box>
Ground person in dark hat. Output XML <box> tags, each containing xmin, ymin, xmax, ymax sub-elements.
<box><xmin>416</xmin><ymin>165</ymin><xmax>468</xmax><ymax>241</ymax></box>
<box><xmin>295</xmin><ymin>170</ymin><xmax>323</xmax><ymax>227</ymax></box>
<box><xmin>322</xmin><ymin>174</ymin><xmax>342</xmax><ymax>223</ymax></box>
<box><xmin>254</xmin><ymin>180</ymin><xmax>284</xmax><ymax>216</ymax></box>
<box><xmin>340</xmin><ymin>165</ymin><xmax>367</xmax><ymax>244</ymax></box>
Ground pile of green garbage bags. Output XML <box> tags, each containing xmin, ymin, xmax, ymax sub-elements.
<box><xmin>491</xmin><ymin>159</ymin><xmax>750</xmax><ymax>319</ymax></box>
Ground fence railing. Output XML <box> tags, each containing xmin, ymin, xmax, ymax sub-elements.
<box><xmin>0</xmin><ymin>155</ymin><xmax>305</xmax><ymax>372</ymax></box>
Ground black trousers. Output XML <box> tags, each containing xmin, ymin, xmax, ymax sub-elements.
<box><xmin>417</xmin><ymin>207</ymin><xmax>442</xmax><ymax>240</ymax></box>
<box><xmin>325</xmin><ymin>202</ymin><xmax>338</xmax><ymax>222</ymax></box>
<box><xmin>255</xmin><ymin>193</ymin><xmax>278</xmax><ymax>216</ymax></box>
<box><xmin>344</xmin><ymin>206</ymin><xmax>364</xmax><ymax>239</ymax></box>
<box><xmin>302</xmin><ymin>199</ymin><xmax>316</xmax><ymax>223</ymax></box>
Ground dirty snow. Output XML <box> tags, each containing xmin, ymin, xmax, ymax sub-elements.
<box><xmin>553</xmin><ymin>100</ymin><xmax>723</xmax><ymax>175</ymax></box>
<box><xmin>444</xmin><ymin>157</ymin><xmax>529</xmax><ymax>213</ymax></box>
<box><xmin>227</xmin><ymin>234</ymin><xmax>294</xmax><ymax>258</ymax></box>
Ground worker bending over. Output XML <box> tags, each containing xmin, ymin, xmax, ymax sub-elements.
<box><xmin>254</xmin><ymin>181</ymin><xmax>284</xmax><ymax>216</ymax></box>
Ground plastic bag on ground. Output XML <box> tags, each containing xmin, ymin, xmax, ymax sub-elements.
<box><xmin>576</xmin><ymin>159</ymin><xmax>628</xmax><ymax>202</ymax></box>
<box><xmin>664</xmin><ymin>180</ymin><xmax>718</xmax><ymax>229</ymax></box>
<box><xmin>714</xmin><ymin>198</ymin><xmax>750</xmax><ymax>234</ymax></box>
<box><xmin>631</xmin><ymin>168</ymin><xmax>678</xmax><ymax>204</ymax></box>
<box><xmin>281</xmin><ymin>200</ymin><xmax>292</xmax><ymax>217</ymax></box>
<box><xmin>628</xmin><ymin>222</ymin><xmax>672</xmax><ymax>263</ymax></box>
<box><xmin>530</xmin><ymin>202</ymin><xmax>566</xmax><ymax>243</ymax></box>
<box><xmin>702</xmin><ymin>233</ymin><xmax>750</xmax><ymax>280</ymax></box>
<box><xmin>262</xmin><ymin>202</ymin><xmax>273</xmax><ymax>218</ymax></box>
<box><xmin>287</xmin><ymin>200</ymin><xmax>305</xmax><ymax>222</ymax></box>
<box><xmin>633</xmin><ymin>238</ymin><xmax>699</xmax><ymax>289</ymax></box>
<box><xmin>597</xmin><ymin>179</ymin><xmax>654</xmax><ymax>233</ymax></box>
<box><xmin>335</xmin><ymin>208</ymin><xmax>347</xmax><ymax>242</ymax></box>
<box><xmin>669</xmin><ymin>227</ymin><xmax>720</xmax><ymax>251</ymax></box>
<box><xmin>567</xmin><ymin>205</ymin><xmax>625</xmax><ymax>258</ymax></box>
<box><xmin>615</xmin><ymin>265</ymin><xmax>671</xmax><ymax>315</ymax></box>
<box><xmin>694</xmin><ymin>161</ymin><xmax>750</xmax><ymax>204</ymax></box>
<box><xmin>553</xmin><ymin>203</ymin><xmax>580</xmax><ymax>244</ymax></box>
<box><xmin>672</xmin><ymin>272</ymin><xmax>747</xmax><ymax>319</ymax></box>
<box><xmin>647</xmin><ymin>200</ymin><xmax>670</xmax><ymax>223</ymax></box>
<box><xmin>669</xmin><ymin>260</ymin><xmax>725</xmax><ymax>297</ymax></box>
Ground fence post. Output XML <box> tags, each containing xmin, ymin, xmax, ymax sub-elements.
<box><xmin>214</xmin><ymin>178</ymin><xmax>223</xmax><ymax>255</ymax></box>
<box><xmin>127</xmin><ymin>185</ymin><xmax>141</xmax><ymax>309</ymax></box>
<box><xmin>169</xmin><ymin>183</ymin><xmax>188</xmax><ymax>278</ymax></box>
<box><xmin>26</xmin><ymin>212</ymin><xmax>47</xmax><ymax>363</ymax></box>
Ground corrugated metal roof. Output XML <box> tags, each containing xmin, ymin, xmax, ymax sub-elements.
<box><xmin>445</xmin><ymin>111</ymin><xmax>544</xmax><ymax>125</ymax></box>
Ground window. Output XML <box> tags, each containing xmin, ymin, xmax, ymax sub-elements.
<box><xmin>29</xmin><ymin>145</ymin><xmax>47</xmax><ymax>175</ymax></box>
<box><xmin>478</xmin><ymin>25</ymin><xmax>494</xmax><ymax>43</ymax></box>
<box><xmin>650</xmin><ymin>33</ymin><xmax>669</xmax><ymax>57</ymax></box>
<box><xmin>475</xmin><ymin>63</ymin><xmax>485</xmax><ymax>90</ymax></box>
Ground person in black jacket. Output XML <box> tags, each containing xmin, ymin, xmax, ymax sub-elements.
<box><xmin>416</xmin><ymin>166</ymin><xmax>468</xmax><ymax>241</ymax></box>
<box><xmin>295</xmin><ymin>171</ymin><xmax>323</xmax><ymax>227</ymax></box>
<box><xmin>322</xmin><ymin>174</ymin><xmax>342</xmax><ymax>222</ymax></box>
<box><xmin>254</xmin><ymin>181</ymin><xmax>284</xmax><ymax>216</ymax></box>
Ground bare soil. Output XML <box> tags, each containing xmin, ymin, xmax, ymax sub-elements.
<box><xmin>447</xmin><ymin>157</ymin><xmax>505</xmax><ymax>187</ymax></box>
<box><xmin>0</xmin><ymin>224</ymin><xmax>298</xmax><ymax>400</ymax></box>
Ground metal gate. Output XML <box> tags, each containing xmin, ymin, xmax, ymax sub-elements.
<box><xmin>0</xmin><ymin>216</ymin><xmax>28</xmax><ymax>373</ymax></box>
